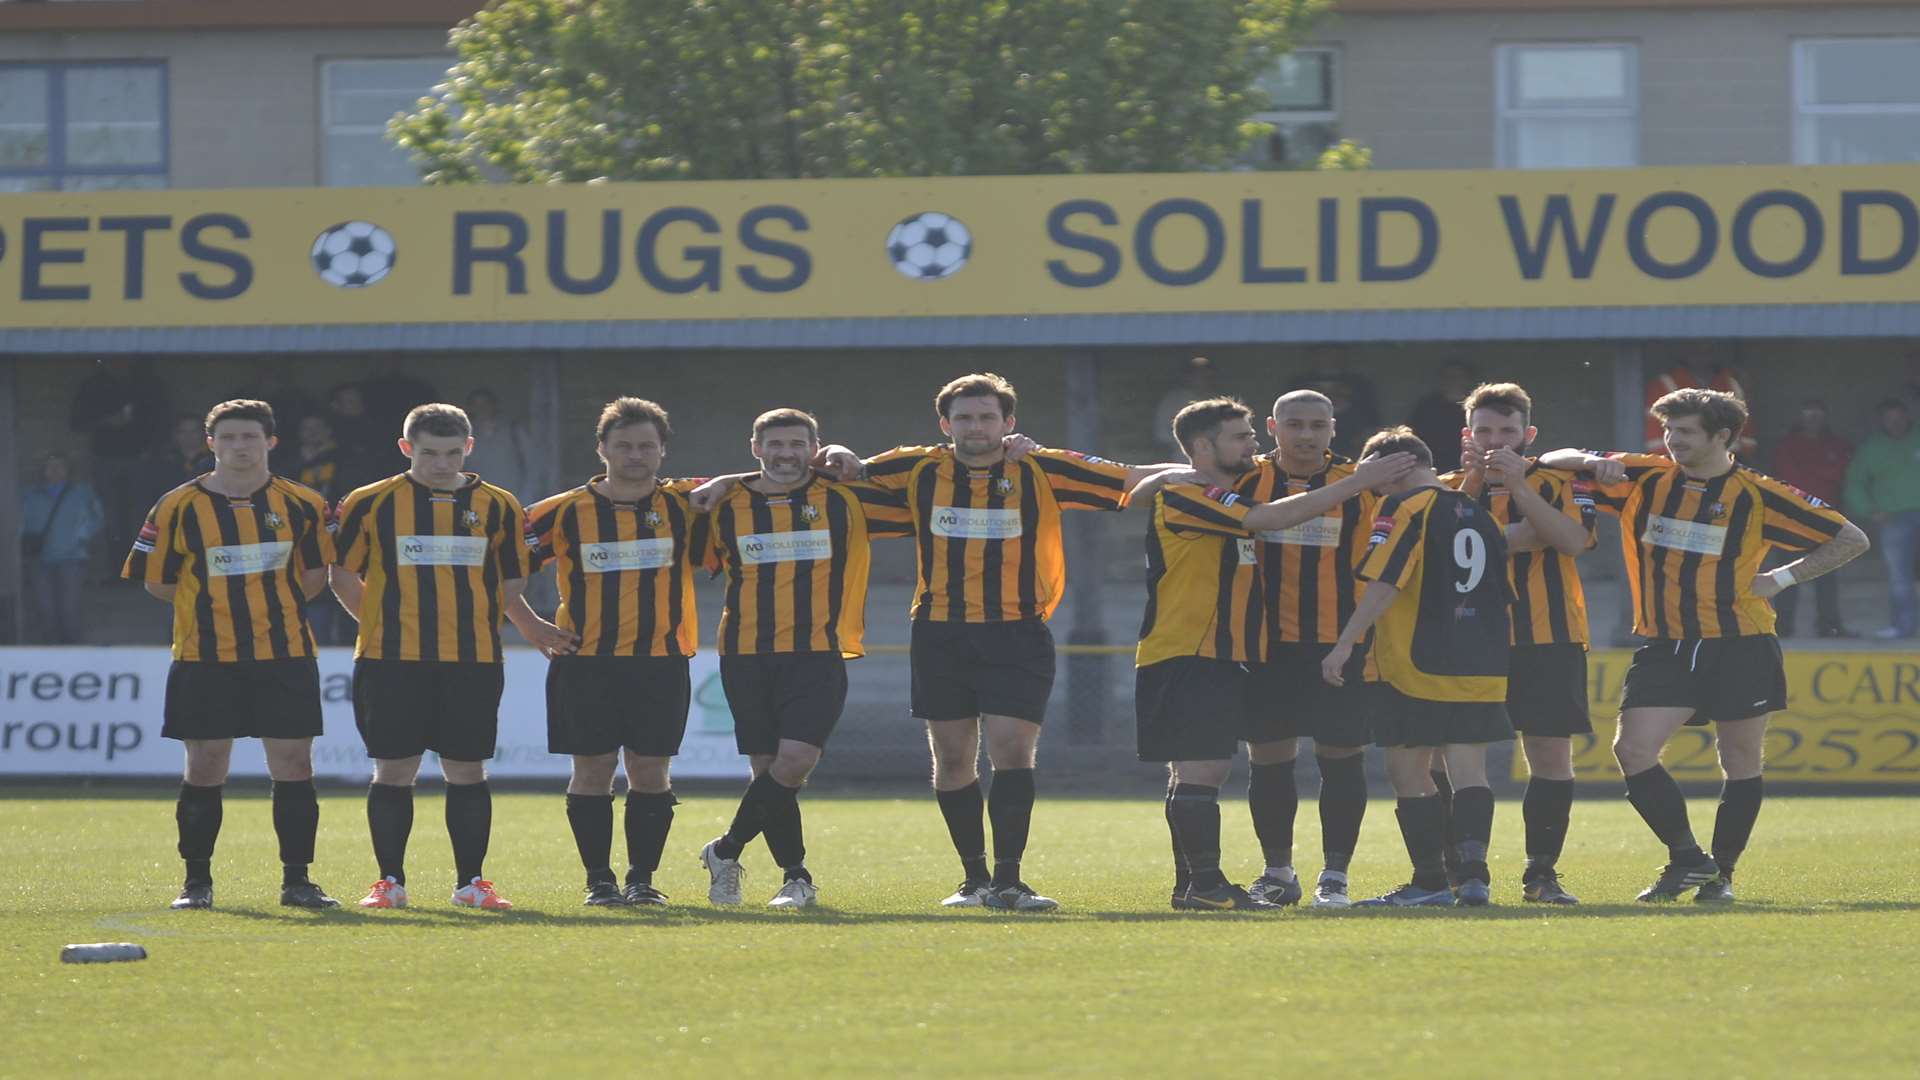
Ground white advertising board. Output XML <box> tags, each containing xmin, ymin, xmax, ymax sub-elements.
<box><xmin>0</xmin><ymin>647</ymin><xmax>748</xmax><ymax>780</ymax></box>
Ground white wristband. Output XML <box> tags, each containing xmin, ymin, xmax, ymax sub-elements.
<box><xmin>1769</xmin><ymin>567</ymin><xmax>1798</xmax><ymax>590</ymax></box>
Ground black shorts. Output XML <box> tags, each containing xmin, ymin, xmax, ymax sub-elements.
<box><xmin>162</xmin><ymin>659</ymin><xmax>323</xmax><ymax>741</ymax></box>
<box><xmin>1619</xmin><ymin>635</ymin><xmax>1787</xmax><ymax>725</ymax></box>
<box><xmin>1136</xmin><ymin>657</ymin><xmax>1249</xmax><ymax>763</ymax></box>
<box><xmin>546</xmin><ymin>654</ymin><xmax>691</xmax><ymax>757</ymax></box>
<box><xmin>910</xmin><ymin>618</ymin><xmax>1056</xmax><ymax>724</ymax></box>
<box><xmin>1369</xmin><ymin>684</ymin><xmax>1514</xmax><ymax>748</ymax></box>
<box><xmin>720</xmin><ymin>653</ymin><xmax>848</xmax><ymax>754</ymax></box>
<box><xmin>1505</xmin><ymin>643</ymin><xmax>1592</xmax><ymax>737</ymax></box>
<box><xmin>352</xmin><ymin>659</ymin><xmax>505</xmax><ymax>761</ymax></box>
<box><xmin>1243</xmin><ymin>643</ymin><xmax>1372</xmax><ymax>748</ymax></box>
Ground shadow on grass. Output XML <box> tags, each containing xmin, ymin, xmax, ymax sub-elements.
<box><xmin>95</xmin><ymin>897</ymin><xmax>1920</xmax><ymax>936</ymax></box>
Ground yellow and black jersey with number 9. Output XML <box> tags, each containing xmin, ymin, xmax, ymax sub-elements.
<box><xmin>1358</xmin><ymin>486</ymin><xmax>1513</xmax><ymax>703</ymax></box>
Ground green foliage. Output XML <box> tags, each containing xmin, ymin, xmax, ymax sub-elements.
<box><xmin>389</xmin><ymin>0</ymin><xmax>1332</xmax><ymax>182</ymax></box>
<box><xmin>1316</xmin><ymin>137</ymin><xmax>1373</xmax><ymax>171</ymax></box>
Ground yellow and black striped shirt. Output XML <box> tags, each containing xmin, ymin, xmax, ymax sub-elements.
<box><xmin>1137</xmin><ymin>485</ymin><xmax>1265</xmax><ymax>669</ymax></box>
<box><xmin>1590</xmin><ymin>453</ymin><xmax>1850</xmax><ymax>639</ymax></box>
<box><xmin>1358</xmin><ymin>486</ymin><xmax>1513</xmax><ymax>703</ymax></box>
<box><xmin>701</xmin><ymin>475</ymin><xmax>913</xmax><ymax>658</ymax></box>
<box><xmin>123</xmin><ymin>475</ymin><xmax>334</xmax><ymax>662</ymax></box>
<box><xmin>524</xmin><ymin>477</ymin><xmax>704</xmax><ymax>658</ymax></box>
<box><xmin>1233</xmin><ymin>452</ymin><xmax>1378</xmax><ymax>646</ymax></box>
<box><xmin>333</xmin><ymin>472</ymin><xmax>528</xmax><ymax>663</ymax></box>
<box><xmin>864</xmin><ymin>445</ymin><xmax>1131</xmax><ymax>623</ymax></box>
<box><xmin>1440</xmin><ymin>461</ymin><xmax>1596</xmax><ymax>647</ymax></box>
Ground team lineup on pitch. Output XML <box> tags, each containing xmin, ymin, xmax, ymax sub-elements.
<box><xmin>121</xmin><ymin>372</ymin><xmax>1869</xmax><ymax>915</ymax></box>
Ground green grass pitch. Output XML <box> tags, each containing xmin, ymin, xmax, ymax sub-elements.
<box><xmin>3</xmin><ymin>790</ymin><xmax>1916</xmax><ymax>1077</ymax></box>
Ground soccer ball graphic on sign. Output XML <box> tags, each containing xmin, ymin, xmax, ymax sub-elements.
<box><xmin>311</xmin><ymin>221</ymin><xmax>396</xmax><ymax>288</ymax></box>
<box><xmin>886</xmin><ymin>211</ymin><xmax>971</xmax><ymax>280</ymax></box>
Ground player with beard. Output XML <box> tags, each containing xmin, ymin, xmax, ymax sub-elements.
<box><xmin>1441</xmin><ymin>383</ymin><xmax>1596</xmax><ymax>903</ymax></box>
<box><xmin>694</xmin><ymin>409</ymin><xmax>912</xmax><ymax>908</ymax></box>
<box><xmin>522</xmin><ymin>398</ymin><xmax>710</xmax><ymax>907</ymax></box>
<box><xmin>1541</xmin><ymin>390</ymin><xmax>1867</xmax><ymax>902</ymax></box>
<box><xmin>1136</xmin><ymin>399</ymin><xmax>1416</xmax><ymax>909</ymax></box>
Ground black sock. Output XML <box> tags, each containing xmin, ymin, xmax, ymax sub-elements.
<box><xmin>1168</xmin><ymin>783</ymin><xmax>1225</xmax><ymax>891</ymax></box>
<box><xmin>566</xmin><ymin>793</ymin><xmax>616</xmax><ymax>883</ymax></box>
<box><xmin>1523</xmin><ymin>777</ymin><xmax>1576</xmax><ymax>876</ymax></box>
<box><xmin>445</xmin><ymin>781</ymin><xmax>492</xmax><ymax>888</ymax></box>
<box><xmin>1711</xmin><ymin>776</ymin><xmax>1764</xmax><ymax>879</ymax></box>
<box><xmin>1316</xmin><ymin>754</ymin><xmax>1366</xmax><ymax>873</ymax></box>
<box><xmin>366</xmin><ymin>782</ymin><xmax>413</xmax><ymax>886</ymax></box>
<box><xmin>176</xmin><ymin>782</ymin><xmax>224</xmax><ymax>885</ymax></box>
<box><xmin>1451</xmin><ymin>785</ymin><xmax>1494</xmax><ymax>883</ymax></box>
<box><xmin>716</xmin><ymin>772</ymin><xmax>782</xmax><ymax>861</ymax></box>
<box><xmin>1165</xmin><ymin>786</ymin><xmax>1190</xmax><ymax>893</ymax></box>
<box><xmin>761</xmin><ymin>778</ymin><xmax>807</xmax><ymax>873</ymax></box>
<box><xmin>271</xmin><ymin>779</ymin><xmax>319</xmax><ymax>885</ymax></box>
<box><xmin>988</xmin><ymin>768</ymin><xmax>1036</xmax><ymax>886</ymax></box>
<box><xmin>1623</xmin><ymin>764</ymin><xmax>1704</xmax><ymax>862</ymax></box>
<box><xmin>936</xmin><ymin>781</ymin><xmax>990</xmax><ymax>883</ymax></box>
<box><xmin>624</xmin><ymin>790</ymin><xmax>676</xmax><ymax>885</ymax></box>
<box><xmin>1395</xmin><ymin>795</ymin><xmax>1449</xmax><ymax>891</ymax></box>
<box><xmin>1247</xmin><ymin>761</ymin><xmax>1298</xmax><ymax>870</ymax></box>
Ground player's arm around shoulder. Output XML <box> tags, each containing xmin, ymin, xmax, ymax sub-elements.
<box><xmin>1242</xmin><ymin>452</ymin><xmax>1417</xmax><ymax>533</ymax></box>
<box><xmin>1747</xmin><ymin>471</ymin><xmax>1870</xmax><ymax>599</ymax></box>
<box><xmin>1157</xmin><ymin>482</ymin><xmax>1256</xmax><ymax>537</ymax></box>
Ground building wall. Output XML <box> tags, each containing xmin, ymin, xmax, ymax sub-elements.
<box><xmin>1308</xmin><ymin>6</ymin><xmax>1920</xmax><ymax>168</ymax></box>
<box><xmin>0</xmin><ymin>27</ymin><xmax>451</xmax><ymax>188</ymax></box>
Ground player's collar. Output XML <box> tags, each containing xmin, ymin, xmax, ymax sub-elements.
<box><xmin>403</xmin><ymin>471</ymin><xmax>480</xmax><ymax>495</ymax></box>
<box><xmin>747</xmin><ymin>471</ymin><xmax>817</xmax><ymax>501</ymax></box>
<box><xmin>196</xmin><ymin>472</ymin><xmax>274</xmax><ymax>502</ymax></box>
<box><xmin>587</xmin><ymin>473</ymin><xmax>656</xmax><ymax>508</ymax></box>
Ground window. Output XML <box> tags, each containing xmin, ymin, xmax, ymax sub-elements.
<box><xmin>0</xmin><ymin>62</ymin><xmax>167</xmax><ymax>192</ymax></box>
<box><xmin>1496</xmin><ymin>44</ymin><xmax>1637</xmax><ymax>169</ymax></box>
<box><xmin>1794</xmin><ymin>38</ymin><xmax>1920</xmax><ymax>164</ymax></box>
<box><xmin>1247</xmin><ymin>48</ymin><xmax>1339</xmax><ymax>168</ymax></box>
<box><xmin>321</xmin><ymin>58</ymin><xmax>449</xmax><ymax>186</ymax></box>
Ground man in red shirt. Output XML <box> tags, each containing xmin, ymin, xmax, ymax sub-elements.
<box><xmin>1771</xmin><ymin>399</ymin><xmax>1855</xmax><ymax>638</ymax></box>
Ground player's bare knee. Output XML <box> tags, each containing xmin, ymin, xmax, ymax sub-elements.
<box><xmin>1172</xmin><ymin>759</ymin><xmax>1231</xmax><ymax>788</ymax></box>
<box><xmin>262</xmin><ymin>739</ymin><xmax>314</xmax><ymax>782</ymax></box>
<box><xmin>182</xmin><ymin>740</ymin><xmax>233</xmax><ymax>786</ymax></box>
<box><xmin>623</xmin><ymin>752</ymin><xmax>671</xmax><ymax>793</ymax></box>
<box><xmin>569</xmin><ymin>752</ymin><xmax>619</xmax><ymax>794</ymax></box>
<box><xmin>1314</xmin><ymin>743</ymin><xmax>1362</xmax><ymax>761</ymax></box>
<box><xmin>371</xmin><ymin>756</ymin><xmax>422</xmax><ymax>786</ymax></box>
<box><xmin>440</xmin><ymin>758</ymin><xmax>487</xmax><ymax>785</ymax></box>
<box><xmin>1247</xmin><ymin>738</ymin><xmax>1299</xmax><ymax>766</ymax></box>
<box><xmin>1522</xmin><ymin>736</ymin><xmax>1575</xmax><ymax>781</ymax></box>
<box><xmin>771</xmin><ymin>744</ymin><xmax>821</xmax><ymax>787</ymax></box>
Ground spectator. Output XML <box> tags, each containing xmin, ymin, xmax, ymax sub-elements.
<box><xmin>1151</xmin><ymin>357</ymin><xmax>1220</xmax><ymax>456</ymax></box>
<box><xmin>1771</xmin><ymin>399</ymin><xmax>1855</xmax><ymax>638</ymax></box>
<box><xmin>18</xmin><ymin>452</ymin><xmax>105</xmax><ymax>644</ymax></box>
<box><xmin>1844</xmin><ymin>398</ymin><xmax>1920</xmax><ymax>640</ymax></box>
<box><xmin>1406</xmin><ymin>359</ymin><xmax>1474</xmax><ymax>472</ymax></box>
<box><xmin>68</xmin><ymin>357</ymin><xmax>169</xmax><ymax>575</ymax></box>
<box><xmin>360</xmin><ymin>359</ymin><xmax>437</xmax><ymax>437</ymax></box>
<box><xmin>462</xmin><ymin>387</ymin><xmax>539</xmax><ymax>499</ymax></box>
<box><xmin>326</xmin><ymin>382</ymin><xmax>392</xmax><ymax>493</ymax></box>
<box><xmin>162</xmin><ymin>414</ymin><xmax>216</xmax><ymax>485</ymax></box>
<box><xmin>294</xmin><ymin>414</ymin><xmax>342</xmax><ymax>501</ymax></box>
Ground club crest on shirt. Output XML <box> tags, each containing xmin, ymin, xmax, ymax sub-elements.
<box><xmin>1709</xmin><ymin>502</ymin><xmax>1728</xmax><ymax>520</ymax></box>
<box><xmin>464</xmin><ymin>509</ymin><xmax>481</xmax><ymax>528</ymax></box>
<box><xmin>264</xmin><ymin>511</ymin><xmax>283</xmax><ymax>530</ymax></box>
<box><xmin>995</xmin><ymin>477</ymin><xmax>1014</xmax><ymax>495</ymax></box>
<box><xmin>644</xmin><ymin>510</ymin><xmax>663</xmax><ymax>527</ymax></box>
<box><xmin>801</xmin><ymin>504</ymin><xmax>821</xmax><ymax>521</ymax></box>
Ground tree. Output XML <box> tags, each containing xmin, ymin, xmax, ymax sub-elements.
<box><xmin>390</xmin><ymin>0</ymin><xmax>1331</xmax><ymax>183</ymax></box>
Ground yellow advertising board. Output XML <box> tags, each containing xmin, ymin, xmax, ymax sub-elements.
<box><xmin>0</xmin><ymin>164</ymin><xmax>1916</xmax><ymax>329</ymax></box>
<box><xmin>1526</xmin><ymin>649</ymin><xmax>1920</xmax><ymax>784</ymax></box>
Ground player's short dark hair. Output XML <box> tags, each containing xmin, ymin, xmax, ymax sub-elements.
<box><xmin>596</xmin><ymin>397</ymin><xmax>672</xmax><ymax>445</ymax></box>
<box><xmin>1172</xmin><ymin>397</ymin><xmax>1253</xmax><ymax>456</ymax></box>
<box><xmin>936</xmin><ymin>372</ymin><xmax>1017</xmax><ymax>420</ymax></box>
<box><xmin>1651</xmin><ymin>388</ymin><xmax>1746</xmax><ymax>445</ymax></box>
<box><xmin>204</xmin><ymin>399</ymin><xmax>275</xmax><ymax>439</ymax></box>
<box><xmin>1463</xmin><ymin>382</ymin><xmax>1532</xmax><ymax>425</ymax></box>
<box><xmin>1272</xmin><ymin>388</ymin><xmax>1334</xmax><ymax>417</ymax></box>
<box><xmin>1360</xmin><ymin>425</ymin><xmax>1434</xmax><ymax>467</ymax></box>
<box><xmin>752</xmin><ymin>407</ymin><xmax>820</xmax><ymax>443</ymax></box>
<box><xmin>403</xmin><ymin>403</ymin><xmax>472</xmax><ymax>442</ymax></box>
